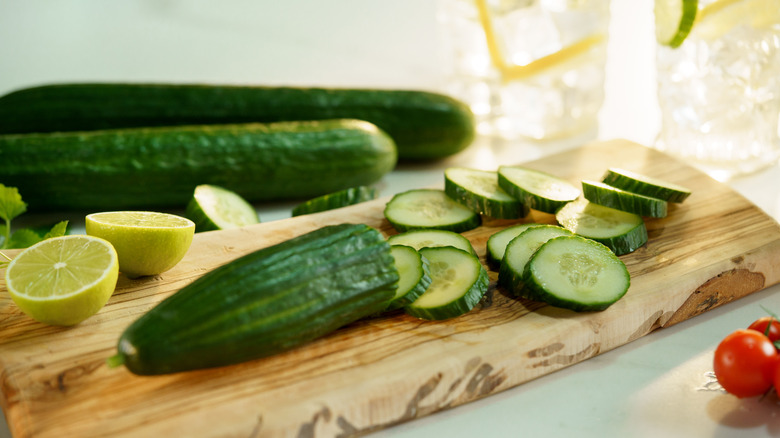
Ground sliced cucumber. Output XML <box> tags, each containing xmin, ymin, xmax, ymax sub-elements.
<box><xmin>555</xmin><ymin>197</ymin><xmax>647</xmax><ymax>256</ymax></box>
<box><xmin>387</xmin><ymin>229</ymin><xmax>476</xmax><ymax>255</ymax></box>
<box><xmin>291</xmin><ymin>186</ymin><xmax>378</xmax><ymax>216</ymax></box>
<box><xmin>522</xmin><ymin>235</ymin><xmax>630</xmax><ymax>311</ymax></box>
<box><xmin>386</xmin><ymin>245</ymin><xmax>432</xmax><ymax>311</ymax></box>
<box><xmin>444</xmin><ymin>167</ymin><xmax>528</xmax><ymax>219</ymax></box>
<box><xmin>497</xmin><ymin>166</ymin><xmax>580</xmax><ymax>214</ymax></box>
<box><xmin>185</xmin><ymin>184</ymin><xmax>259</xmax><ymax>232</ymax></box>
<box><xmin>405</xmin><ymin>246</ymin><xmax>489</xmax><ymax>321</ymax></box>
<box><xmin>485</xmin><ymin>223</ymin><xmax>543</xmax><ymax>269</ymax></box>
<box><xmin>582</xmin><ymin>180</ymin><xmax>668</xmax><ymax>218</ymax></box>
<box><xmin>384</xmin><ymin>189</ymin><xmax>481</xmax><ymax>233</ymax></box>
<box><xmin>601</xmin><ymin>168</ymin><xmax>691</xmax><ymax>203</ymax></box>
<box><xmin>497</xmin><ymin>225</ymin><xmax>573</xmax><ymax>295</ymax></box>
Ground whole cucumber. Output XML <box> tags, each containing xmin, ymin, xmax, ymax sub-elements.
<box><xmin>0</xmin><ymin>83</ymin><xmax>476</xmax><ymax>160</ymax></box>
<box><xmin>0</xmin><ymin>119</ymin><xmax>396</xmax><ymax>212</ymax></box>
<box><xmin>107</xmin><ymin>223</ymin><xmax>399</xmax><ymax>375</ymax></box>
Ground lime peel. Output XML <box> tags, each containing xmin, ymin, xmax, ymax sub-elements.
<box><xmin>85</xmin><ymin>211</ymin><xmax>195</xmax><ymax>278</ymax></box>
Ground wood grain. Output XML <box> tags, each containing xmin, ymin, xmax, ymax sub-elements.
<box><xmin>2</xmin><ymin>139</ymin><xmax>779</xmax><ymax>438</ymax></box>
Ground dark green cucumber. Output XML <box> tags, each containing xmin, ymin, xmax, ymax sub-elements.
<box><xmin>106</xmin><ymin>223</ymin><xmax>399</xmax><ymax>375</ymax></box>
<box><xmin>0</xmin><ymin>83</ymin><xmax>475</xmax><ymax>160</ymax></box>
<box><xmin>601</xmin><ymin>168</ymin><xmax>691</xmax><ymax>203</ymax></box>
<box><xmin>444</xmin><ymin>167</ymin><xmax>528</xmax><ymax>219</ymax></box>
<box><xmin>0</xmin><ymin>120</ymin><xmax>396</xmax><ymax>212</ymax></box>
<box><xmin>582</xmin><ymin>180</ymin><xmax>668</xmax><ymax>218</ymax></box>
<box><xmin>292</xmin><ymin>186</ymin><xmax>378</xmax><ymax>217</ymax></box>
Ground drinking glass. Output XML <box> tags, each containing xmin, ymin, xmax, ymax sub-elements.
<box><xmin>437</xmin><ymin>0</ymin><xmax>611</xmax><ymax>143</ymax></box>
<box><xmin>655</xmin><ymin>0</ymin><xmax>780</xmax><ymax>181</ymax></box>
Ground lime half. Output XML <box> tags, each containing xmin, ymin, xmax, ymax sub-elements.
<box><xmin>85</xmin><ymin>211</ymin><xmax>195</xmax><ymax>278</ymax></box>
<box><xmin>185</xmin><ymin>184</ymin><xmax>259</xmax><ymax>232</ymax></box>
<box><xmin>655</xmin><ymin>0</ymin><xmax>699</xmax><ymax>47</ymax></box>
<box><xmin>5</xmin><ymin>235</ymin><xmax>119</xmax><ymax>326</ymax></box>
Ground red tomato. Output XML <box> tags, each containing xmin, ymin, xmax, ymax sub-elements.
<box><xmin>713</xmin><ymin>329</ymin><xmax>779</xmax><ymax>398</ymax></box>
<box><xmin>747</xmin><ymin>316</ymin><xmax>780</xmax><ymax>343</ymax></box>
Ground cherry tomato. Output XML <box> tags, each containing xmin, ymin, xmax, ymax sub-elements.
<box><xmin>747</xmin><ymin>316</ymin><xmax>780</xmax><ymax>343</ymax></box>
<box><xmin>713</xmin><ymin>329</ymin><xmax>779</xmax><ymax>398</ymax></box>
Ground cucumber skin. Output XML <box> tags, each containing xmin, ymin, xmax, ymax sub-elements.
<box><xmin>0</xmin><ymin>83</ymin><xmax>476</xmax><ymax>160</ymax></box>
<box><xmin>114</xmin><ymin>223</ymin><xmax>399</xmax><ymax>376</ymax></box>
<box><xmin>292</xmin><ymin>186</ymin><xmax>378</xmax><ymax>217</ymax></box>
<box><xmin>444</xmin><ymin>176</ymin><xmax>529</xmax><ymax>219</ymax></box>
<box><xmin>601</xmin><ymin>169</ymin><xmax>690</xmax><ymax>203</ymax></box>
<box><xmin>496</xmin><ymin>171</ymin><xmax>578</xmax><ymax>214</ymax></box>
<box><xmin>0</xmin><ymin>120</ymin><xmax>396</xmax><ymax>212</ymax></box>
<box><xmin>582</xmin><ymin>181</ymin><xmax>668</xmax><ymax>218</ymax></box>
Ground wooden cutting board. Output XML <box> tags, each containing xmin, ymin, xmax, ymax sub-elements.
<box><xmin>2</xmin><ymin>139</ymin><xmax>780</xmax><ymax>438</ymax></box>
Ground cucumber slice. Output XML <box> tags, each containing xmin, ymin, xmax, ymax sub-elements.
<box><xmin>387</xmin><ymin>229</ymin><xmax>476</xmax><ymax>255</ymax></box>
<box><xmin>386</xmin><ymin>245</ymin><xmax>432</xmax><ymax>311</ymax></box>
<box><xmin>405</xmin><ymin>246</ymin><xmax>489</xmax><ymax>321</ymax></box>
<box><xmin>601</xmin><ymin>168</ymin><xmax>691</xmax><ymax>203</ymax></box>
<box><xmin>497</xmin><ymin>225</ymin><xmax>573</xmax><ymax>295</ymax></box>
<box><xmin>522</xmin><ymin>235</ymin><xmax>630</xmax><ymax>311</ymax></box>
<box><xmin>444</xmin><ymin>167</ymin><xmax>528</xmax><ymax>219</ymax></box>
<box><xmin>655</xmin><ymin>0</ymin><xmax>698</xmax><ymax>48</ymax></box>
<box><xmin>485</xmin><ymin>223</ymin><xmax>544</xmax><ymax>269</ymax></box>
<box><xmin>384</xmin><ymin>189</ymin><xmax>481</xmax><ymax>233</ymax></box>
<box><xmin>497</xmin><ymin>166</ymin><xmax>580</xmax><ymax>214</ymax></box>
<box><xmin>185</xmin><ymin>184</ymin><xmax>259</xmax><ymax>232</ymax></box>
<box><xmin>582</xmin><ymin>180</ymin><xmax>668</xmax><ymax>218</ymax></box>
<box><xmin>555</xmin><ymin>197</ymin><xmax>647</xmax><ymax>256</ymax></box>
<box><xmin>291</xmin><ymin>186</ymin><xmax>378</xmax><ymax>216</ymax></box>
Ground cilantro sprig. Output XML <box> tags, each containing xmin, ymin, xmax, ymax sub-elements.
<box><xmin>0</xmin><ymin>184</ymin><xmax>68</xmax><ymax>265</ymax></box>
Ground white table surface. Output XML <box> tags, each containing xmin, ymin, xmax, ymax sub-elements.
<box><xmin>1</xmin><ymin>1</ymin><xmax>779</xmax><ymax>437</ymax></box>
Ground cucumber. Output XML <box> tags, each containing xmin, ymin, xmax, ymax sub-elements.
<box><xmin>556</xmin><ymin>198</ymin><xmax>647</xmax><ymax>256</ymax></box>
<box><xmin>405</xmin><ymin>246</ymin><xmax>489</xmax><ymax>321</ymax></box>
<box><xmin>497</xmin><ymin>166</ymin><xmax>580</xmax><ymax>213</ymax></box>
<box><xmin>383</xmin><ymin>189</ymin><xmax>481</xmax><ymax>233</ymax></box>
<box><xmin>497</xmin><ymin>225</ymin><xmax>573</xmax><ymax>295</ymax></box>
<box><xmin>185</xmin><ymin>184</ymin><xmax>260</xmax><ymax>232</ymax></box>
<box><xmin>0</xmin><ymin>120</ymin><xmax>396</xmax><ymax>212</ymax></box>
<box><xmin>485</xmin><ymin>223</ymin><xmax>543</xmax><ymax>269</ymax></box>
<box><xmin>106</xmin><ymin>223</ymin><xmax>399</xmax><ymax>375</ymax></box>
<box><xmin>292</xmin><ymin>186</ymin><xmax>378</xmax><ymax>217</ymax></box>
<box><xmin>601</xmin><ymin>168</ymin><xmax>691</xmax><ymax>203</ymax></box>
<box><xmin>582</xmin><ymin>180</ymin><xmax>668</xmax><ymax>218</ymax></box>
<box><xmin>521</xmin><ymin>235</ymin><xmax>630</xmax><ymax>311</ymax></box>
<box><xmin>0</xmin><ymin>83</ymin><xmax>475</xmax><ymax>160</ymax></box>
<box><xmin>386</xmin><ymin>245</ymin><xmax>432</xmax><ymax>311</ymax></box>
<box><xmin>387</xmin><ymin>229</ymin><xmax>476</xmax><ymax>255</ymax></box>
<box><xmin>444</xmin><ymin>167</ymin><xmax>528</xmax><ymax>219</ymax></box>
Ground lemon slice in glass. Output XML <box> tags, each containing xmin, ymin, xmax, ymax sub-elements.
<box><xmin>5</xmin><ymin>235</ymin><xmax>119</xmax><ymax>326</ymax></box>
<box><xmin>85</xmin><ymin>211</ymin><xmax>195</xmax><ymax>279</ymax></box>
<box><xmin>655</xmin><ymin>0</ymin><xmax>699</xmax><ymax>47</ymax></box>
<box><xmin>694</xmin><ymin>0</ymin><xmax>780</xmax><ymax>40</ymax></box>
<box><xmin>475</xmin><ymin>0</ymin><xmax>607</xmax><ymax>80</ymax></box>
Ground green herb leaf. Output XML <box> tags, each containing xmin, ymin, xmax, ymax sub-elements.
<box><xmin>0</xmin><ymin>184</ymin><xmax>27</xmax><ymax>223</ymax></box>
<box><xmin>42</xmin><ymin>221</ymin><xmax>69</xmax><ymax>240</ymax></box>
<box><xmin>6</xmin><ymin>229</ymin><xmax>42</xmax><ymax>249</ymax></box>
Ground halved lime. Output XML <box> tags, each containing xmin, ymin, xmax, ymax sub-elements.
<box><xmin>185</xmin><ymin>184</ymin><xmax>259</xmax><ymax>232</ymax></box>
<box><xmin>655</xmin><ymin>0</ymin><xmax>698</xmax><ymax>48</ymax></box>
<box><xmin>85</xmin><ymin>211</ymin><xmax>195</xmax><ymax>278</ymax></box>
<box><xmin>5</xmin><ymin>235</ymin><xmax>119</xmax><ymax>326</ymax></box>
